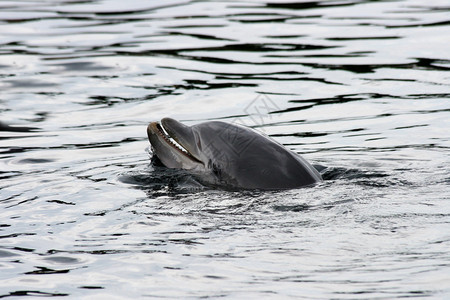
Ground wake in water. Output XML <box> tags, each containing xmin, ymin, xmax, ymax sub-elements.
<box><xmin>120</xmin><ymin>151</ymin><xmax>407</xmax><ymax>196</ymax></box>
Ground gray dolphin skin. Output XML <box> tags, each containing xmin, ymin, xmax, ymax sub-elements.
<box><xmin>147</xmin><ymin>118</ymin><xmax>322</xmax><ymax>190</ymax></box>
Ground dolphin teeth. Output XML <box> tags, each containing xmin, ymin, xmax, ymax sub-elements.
<box><xmin>156</xmin><ymin>122</ymin><xmax>190</xmax><ymax>156</ymax></box>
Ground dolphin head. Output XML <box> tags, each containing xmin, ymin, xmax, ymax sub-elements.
<box><xmin>147</xmin><ymin>118</ymin><xmax>322</xmax><ymax>190</ymax></box>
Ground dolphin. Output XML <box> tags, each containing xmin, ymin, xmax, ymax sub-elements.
<box><xmin>147</xmin><ymin>118</ymin><xmax>322</xmax><ymax>190</ymax></box>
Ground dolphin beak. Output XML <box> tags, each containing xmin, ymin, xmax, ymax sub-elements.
<box><xmin>160</xmin><ymin>118</ymin><xmax>200</xmax><ymax>156</ymax></box>
<box><xmin>147</xmin><ymin>120</ymin><xmax>202</xmax><ymax>168</ymax></box>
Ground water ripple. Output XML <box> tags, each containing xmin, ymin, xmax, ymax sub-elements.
<box><xmin>0</xmin><ymin>0</ymin><xmax>449</xmax><ymax>298</ymax></box>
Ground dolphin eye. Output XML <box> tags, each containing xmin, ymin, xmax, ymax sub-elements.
<box><xmin>209</xmin><ymin>161</ymin><xmax>222</xmax><ymax>178</ymax></box>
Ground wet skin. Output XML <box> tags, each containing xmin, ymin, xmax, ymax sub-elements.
<box><xmin>147</xmin><ymin>118</ymin><xmax>322</xmax><ymax>190</ymax></box>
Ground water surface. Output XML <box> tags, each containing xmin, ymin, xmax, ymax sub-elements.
<box><xmin>0</xmin><ymin>0</ymin><xmax>449</xmax><ymax>298</ymax></box>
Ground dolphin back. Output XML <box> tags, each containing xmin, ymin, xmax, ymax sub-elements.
<box><xmin>194</xmin><ymin>121</ymin><xmax>322</xmax><ymax>190</ymax></box>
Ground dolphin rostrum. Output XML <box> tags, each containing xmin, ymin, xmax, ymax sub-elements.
<box><xmin>147</xmin><ymin>118</ymin><xmax>322</xmax><ymax>190</ymax></box>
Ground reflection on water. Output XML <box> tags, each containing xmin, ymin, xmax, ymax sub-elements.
<box><xmin>0</xmin><ymin>0</ymin><xmax>449</xmax><ymax>298</ymax></box>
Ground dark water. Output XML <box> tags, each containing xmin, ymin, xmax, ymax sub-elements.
<box><xmin>1</xmin><ymin>0</ymin><xmax>449</xmax><ymax>298</ymax></box>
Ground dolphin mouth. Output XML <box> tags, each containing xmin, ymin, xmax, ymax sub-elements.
<box><xmin>148</xmin><ymin>121</ymin><xmax>202</xmax><ymax>164</ymax></box>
